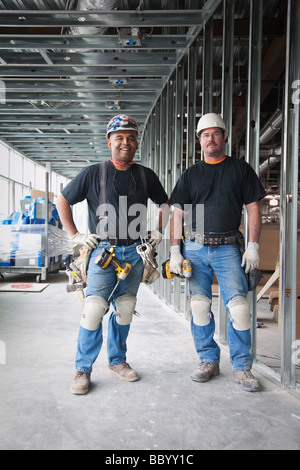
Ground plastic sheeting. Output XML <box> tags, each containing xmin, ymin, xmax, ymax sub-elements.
<box><xmin>0</xmin><ymin>224</ymin><xmax>73</xmax><ymax>267</ymax></box>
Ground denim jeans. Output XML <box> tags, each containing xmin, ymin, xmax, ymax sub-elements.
<box><xmin>183</xmin><ymin>240</ymin><xmax>253</xmax><ymax>371</ymax></box>
<box><xmin>75</xmin><ymin>241</ymin><xmax>144</xmax><ymax>373</ymax></box>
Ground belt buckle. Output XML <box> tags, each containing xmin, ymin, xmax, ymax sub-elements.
<box><xmin>195</xmin><ymin>234</ymin><xmax>205</xmax><ymax>245</ymax></box>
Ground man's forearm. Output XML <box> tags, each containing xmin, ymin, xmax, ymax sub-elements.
<box><xmin>56</xmin><ymin>194</ymin><xmax>78</xmax><ymax>237</ymax></box>
<box><xmin>170</xmin><ymin>207</ymin><xmax>184</xmax><ymax>246</ymax></box>
<box><xmin>156</xmin><ymin>200</ymin><xmax>170</xmax><ymax>232</ymax></box>
<box><xmin>246</xmin><ymin>201</ymin><xmax>262</xmax><ymax>243</ymax></box>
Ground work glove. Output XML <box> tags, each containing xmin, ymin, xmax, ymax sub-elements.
<box><xmin>146</xmin><ymin>229</ymin><xmax>164</xmax><ymax>249</ymax></box>
<box><xmin>169</xmin><ymin>244</ymin><xmax>184</xmax><ymax>275</ymax></box>
<box><xmin>241</xmin><ymin>242</ymin><xmax>260</xmax><ymax>273</ymax></box>
<box><xmin>71</xmin><ymin>232</ymin><xmax>100</xmax><ymax>249</ymax></box>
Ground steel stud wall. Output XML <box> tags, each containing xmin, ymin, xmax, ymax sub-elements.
<box><xmin>280</xmin><ymin>0</ymin><xmax>300</xmax><ymax>389</ymax></box>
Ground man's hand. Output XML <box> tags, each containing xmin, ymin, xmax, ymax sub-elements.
<box><xmin>169</xmin><ymin>244</ymin><xmax>184</xmax><ymax>275</ymax></box>
<box><xmin>241</xmin><ymin>242</ymin><xmax>259</xmax><ymax>273</ymax></box>
<box><xmin>71</xmin><ymin>232</ymin><xmax>100</xmax><ymax>249</ymax></box>
<box><xmin>146</xmin><ymin>229</ymin><xmax>163</xmax><ymax>249</ymax></box>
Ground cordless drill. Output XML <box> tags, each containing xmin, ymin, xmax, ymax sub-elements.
<box><xmin>94</xmin><ymin>247</ymin><xmax>131</xmax><ymax>280</ymax></box>
<box><xmin>94</xmin><ymin>247</ymin><xmax>131</xmax><ymax>300</ymax></box>
<box><xmin>161</xmin><ymin>259</ymin><xmax>192</xmax><ymax>279</ymax></box>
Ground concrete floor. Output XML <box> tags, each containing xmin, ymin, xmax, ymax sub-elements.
<box><xmin>0</xmin><ymin>271</ymin><xmax>299</xmax><ymax>451</ymax></box>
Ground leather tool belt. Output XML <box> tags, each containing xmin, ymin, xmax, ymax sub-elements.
<box><xmin>106</xmin><ymin>238</ymin><xmax>137</xmax><ymax>246</ymax></box>
<box><xmin>191</xmin><ymin>231</ymin><xmax>238</xmax><ymax>246</ymax></box>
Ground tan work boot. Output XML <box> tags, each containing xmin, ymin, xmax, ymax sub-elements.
<box><xmin>233</xmin><ymin>370</ymin><xmax>261</xmax><ymax>392</ymax></box>
<box><xmin>191</xmin><ymin>362</ymin><xmax>220</xmax><ymax>383</ymax></box>
<box><xmin>70</xmin><ymin>371</ymin><xmax>91</xmax><ymax>395</ymax></box>
<box><xmin>108</xmin><ymin>362</ymin><xmax>139</xmax><ymax>382</ymax></box>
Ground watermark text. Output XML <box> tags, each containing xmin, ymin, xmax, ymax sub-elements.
<box><xmin>0</xmin><ymin>340</ymin><xmax>6</xmax><ymax>365</ymax></box>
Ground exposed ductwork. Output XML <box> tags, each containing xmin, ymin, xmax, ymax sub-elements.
<box><xmin>259</xmin><ymin>147</ymin><xmax>281</xmax><ymax>174</ymax></box>
<box><xmin>259</xmin><ymin>109</ymin><xmax>283</xmax><ymax>176</ymax></box>
<box><xmin>69</xmin><ymin>0</ymin><xmax>121</xmax><ymax>35</ymax></box>
<box><xmin>260</xmin><ymin>108</ymin><xmax>282</xmax><ymax>145</ymax></box>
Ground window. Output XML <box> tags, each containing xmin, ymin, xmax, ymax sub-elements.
<box><xmin>23</xmin><ymin>158</ymin><xmax>35</xmax><ymax>188</ymax></box>
<box><xmin>0</xmin><ymin>144</ymin><xmax>9</xmax><ymax>178</ymax></box>
<box><xmin>9</xmin><ymin>151</ymin><xmax>23</xmax><ymax>183</ymax></box>
<box><xmin>0</xmin><ymin>177</ymin><xmax>9</xmax><ymax>220</ymax></box>
<box><xmin>0</xmin><ymin>140</ymin><xmax>77</xmax><ymax>226</ymax></box>
<box><xmin>35</xmin><ymin>165</ymin><xmax>45</xmax><ymax>191</ymax></box>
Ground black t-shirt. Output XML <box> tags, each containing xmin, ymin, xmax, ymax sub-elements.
<box><xmin>62</xmin><ymin>160</ymin><xmax>168</xmax><ymax>242</ymax></box>
<box><xmin>169</xmin><ymin>156</ymin><xmax>266</xmax><ymax>234</ymax></box>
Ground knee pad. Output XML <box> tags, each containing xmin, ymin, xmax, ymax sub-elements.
<box><xmin>80</xmin><ymin>295</ymin><xmax>108</xmax><ymax>331</ymax></box>
<box><xmin>115</xmin><ymin>295</ymin><xmax>137</xmax><ymax>326</ymax></box>
<box><xmin>191</xmin><ymin>294</ymin><xmax>211</xmax><ymax>326</ymax></box>
<box><xmin>227</xmin><ymin>296</ymin><xmax>251</xmax><ymax>331</ymax></box>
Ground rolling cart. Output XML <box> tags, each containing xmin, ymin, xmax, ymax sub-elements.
<box><xmin>0</xmin><ymin>173</ymin><xmax>72</xmax><ymax>282</ymax></box>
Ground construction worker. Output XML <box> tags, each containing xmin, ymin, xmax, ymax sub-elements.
<box><xmin>56</xmin><ymin>115</ymin><xmax>168</xmax><ymax>394</ymax></box>
<box><xmin>169</xmin><ymin>113</ymin><xmax>266</xmax><ymax>392</ymax></box>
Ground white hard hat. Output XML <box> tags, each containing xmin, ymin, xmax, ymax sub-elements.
<box><xmin>196</xmin><ymin>113</ymin><xmax>227</xmax><ymax>140</ymax></box>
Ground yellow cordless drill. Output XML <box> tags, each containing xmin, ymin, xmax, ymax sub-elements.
<box><xmin>94</xmin><ymin>247</ymin><xmax>131</xmax><ymax>301</ymax></box>
<box><xmin>161</xmin><ymin>258</ymin><xmax>192</xmax><ymax>279</ymax></box>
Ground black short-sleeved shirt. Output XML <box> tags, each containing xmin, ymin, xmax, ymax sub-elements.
<box><xmin>169</xmin><ymin>156</ymin><xmax>266</xmax><ymax>234</ymax></box>
<box><xmin>62</xmin><ymin>160</ymin><xmax>168</xmax><ymax>242</ymax></box>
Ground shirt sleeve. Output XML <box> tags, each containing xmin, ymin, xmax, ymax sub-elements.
<box><xmin>242</xmin><ymin>162</ymin><xmax>266</xmax><ymax>205</ymax></box>
<box><xmin>169</xmin><ymin>170</ymin><xmax>191</xmax><ymax>209</ymax></box>
<box><xmin>61</xmin><ymin>165</ymin><xmax>94</xmax><ymax>206</ymax></box>
<box><xmin>145</xmin><ymin>168</ymin><xmax>168</xmax><ymax>205</ymax></box>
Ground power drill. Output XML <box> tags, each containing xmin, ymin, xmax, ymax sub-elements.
<box><xmin>161</xmin><ymin>259</ymin><xmax>192</xmax><ymax>279</ymax></box>
<box><xmin>94</xmin><ymin>247</ymin><xmax>131</xmax><ymax>280</ymax></box>
<box><xmin>94</xmin><ymin>247</ymin><xmax>131</xmax><ymax>301</ymax></box>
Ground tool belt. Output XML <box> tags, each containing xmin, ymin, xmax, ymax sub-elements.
<box><xmin>136</xmin><ymin>242</ymin><xmax>160</xmax><ymax>285</ymax></box>
<box><xmin>105</xmin><ymin>237</ymin><xmax>138</xmax><ymax>246</ymax></box>
<box><xmin>191</xmin><ymin>231</ymin><xmax>238</xmax><ymax>246</ymax></box>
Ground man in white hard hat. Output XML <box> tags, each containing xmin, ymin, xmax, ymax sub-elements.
<box><xmin>56</xmin><ymin>115</ymin><xmax>169</xmax><ymax>394</ymax></box>
<box><xmin>169</xmin><ymin>113</ymin><xmax>266</xmax><ymax>392</ymax></box>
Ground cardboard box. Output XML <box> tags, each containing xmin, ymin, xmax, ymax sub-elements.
<box><xmin>14</xmin><ymin>253</ymin><xmax>44</xmax><ymax>267</ymax></box>
<box><xmin>30</xmin><ymin>189</ymin><xmax>54</xmax><ymax>203</ymax></box>
<box><xmin>259</xmin><ymin>224</ymin><xmax>280</xmax><ymax>271</ymax></box>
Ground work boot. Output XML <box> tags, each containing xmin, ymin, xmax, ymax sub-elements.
<box><xmin>191</xmin><ymin>362</ymin><xmax>220</xmax><ymax>383</ymax></box>
<box><xmin>70</xmin><ymin>371</ymin><xmax>91</xmax><ymax>395</ymax></box>
<box><xmin>108</xmin><ymin>362</ymin><xmax>139</xmax><ymax>382</ymax></box>
<box><xmin>233</xmin><ymin>370</ymin><xmax>261</xmax><ymax>392</ymax></box>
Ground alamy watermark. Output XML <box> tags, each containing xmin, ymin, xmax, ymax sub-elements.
<box><xmin>95</xmin><ymin>200</ymin><xmax>204</xmax><ymax>241</ymax></box>
<box><xmin>0</xmin><ymin>340</ymin><xmax>6</xmax><ymax>365</ymax></box>
<box><xmin>292</xmin><ymin>340</ymin><xmax>300</xmax><ymax>366</ymax></box>
<box><xmin>291</xmin><ymin>80</ymin><xmax>300</xmax><ymax>105</ymax></box>
<box><xmin>0</xmin><ymin>80</ymin><xmax>6</xmax><ymax>104</ymax></box>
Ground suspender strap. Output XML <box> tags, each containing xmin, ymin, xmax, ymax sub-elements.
<box><xmin>99</xmin><ymin>160</ymin><xmax>108</xmax><ymax>207</ymax></box>
<box><xmin>98</xmin><ymin>161</ymin><xmax>147</xmax><ymax>206</ymax></box>
<box><xmin>137</xmin><ymin>164</ymin><xmax>147</xmax><ymax>202</ymax></box>
<box><xmin>98</xmin><ymin>161</ymin><xmax>148</xmax><ymax>244</ymax></box>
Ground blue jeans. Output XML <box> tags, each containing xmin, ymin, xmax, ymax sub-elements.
<box><xmin>75</xmin><ymin>241</ymin><xmax>144</xmax><ymax>373</ymax></box>
<box><xmin>183</xmin><ymin>241</ymin><xmax>253</xmax><ymax>371</ymax></box>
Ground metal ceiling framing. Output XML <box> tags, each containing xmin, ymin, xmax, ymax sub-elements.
<box><xmin>0</xmin><ymin>0</ymin><xmax>290</xmax><ymax>183</ymax></box>
<box><xmin>0</xmin><ymin>0</ymin><xmax>217</xmax><ymax>178</ymax></box>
